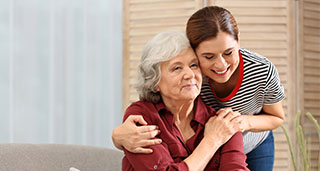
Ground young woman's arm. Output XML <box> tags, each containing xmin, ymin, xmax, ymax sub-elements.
<box><xmin>240</xmin><ymin>101</ymin><xmax>285</xmax><ymax>132</ymax></box>
<box><xmin>112</xmin><ymin>115</ymin><xmax>162</xmax><ymax>153</ymax></box>
<box><xmin>239</xmin><ymin>62</ymin><xmax>285</xmax><ymax>132</ymax></box>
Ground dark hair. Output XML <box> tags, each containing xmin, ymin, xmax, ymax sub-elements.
<box><xmin>186</xmin><ymin>6</ymin><xmax>239</xmax><ymax>49</ymax></box>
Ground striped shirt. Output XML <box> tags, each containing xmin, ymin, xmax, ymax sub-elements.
<box><xmin>200</xmin><ymin>48</ymin><xmax>285</xmax><ymax>154</ymax></box>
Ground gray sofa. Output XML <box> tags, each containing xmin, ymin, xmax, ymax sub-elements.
<box><xmin>0</xmin><ymin>143</ymin><xmax>123</xmax><ymax>171</ymax></box>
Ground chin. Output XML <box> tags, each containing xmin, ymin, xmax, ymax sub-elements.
<box><xmin>182</xmin><ymin>95</ymin><xmax>198</xmax><ymax>101</ymax></box>
<box><xmin>212</xmin><ymin>78</ymin><xmax>228</xmax><ymax>84</ymax></box>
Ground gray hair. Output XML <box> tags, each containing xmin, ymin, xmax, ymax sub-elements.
<box><xmin>136</xmin><ymin>31</ymin><xmax>191</xmax><ymax>103</ymax></box>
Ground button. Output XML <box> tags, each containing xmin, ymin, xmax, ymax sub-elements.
<box><xmin>153</xmin><ymin>165</ymin><xmax>158</xmax><ymax>169</ymax></box>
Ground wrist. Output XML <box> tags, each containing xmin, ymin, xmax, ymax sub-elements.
<box><xmin>243</xmin><ymin>115</ymin><xmax>252</xmax><ymax>131</ymax></box>
<box><xmin>202</xmin><ymin>136</ymin><xmax>223</xmax><ymax>149</ymax></box>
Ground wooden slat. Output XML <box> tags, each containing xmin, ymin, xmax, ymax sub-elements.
<box><xmin>240</xmin><ymin>32</ymin><xmax>287</xmax><ymax>41</ymax></box>
<box><xmin>304</xmin><ymin>35</ymin><xmax>320</xmax><ymax>44</ymax></box>
<box><xmin>304</xmin><ymin>99</ymin><xmax>320</xmax><ymax>108</ymax></box>
<box><xmin>215</xmin><ymin>1</ymin><xmax>287</xmax><ymax>8</ymax></box>
<box><xmin>304</xmin><ymin>10</ymin><xmax>320</xmax><ymax>20</ymax></box>
<box><xmin>304</xmin><ymin>59</ymin><xmax>320</xmax><ymax>67</ymax></box>
<box><xmin>304</xmin><ymin>75</ymin><xmax>320</xmax><ymax>84</ymax></box>
<box><xmin>130</xmin><ymin>17</ymin><xmax>187</xmax><ymax>28</ymax></box>
<box><xmin>226</xmin><ymin>7</ymin><xmax>287</xmax><ymax>16</ymax></box>
<box><xmin>236</xmin><ymin>16</ymin><xmax>287</xmax><ymax>24</ymax></box>
<box><xmin>130</xmin><ymin>9</ymin><xmax>195</xmax><ymax>20</ymax></box>
<box><xmin>304</xmin><ymin>84</ymin><xmax>320</xmax><ymax>92</ymax></box>
<box><xmin>304</xmin><ymin>92</ymin><xmax>320</xmax><ymax>100</ymax></box>
<box><xmin>241</xmin><ymin>41</ymin><xmax>287</xmax><ymax>49</ymax></box>
<box><xmin>304</xmin><ymin>43</ymin><xmax>320</xmax><ymax>52</ymax></box>
<box><xmin>304</xmin><ymin>51</ymin><xmax>320</xmax><ymax>60</ymax></box>
<box><xmin>239</xmin><ymin>24</ymin><xmax>287</xmax><ymax>32</ymax></box>
<box><xmin>304</xmin><ymin>18</ymin><xmax>320</xmax><ymax>28</ymax></box>
<box><xmin>304</xmin><ymin>2</ymin><xmax>320</xmax><ymax>12</ymax></box>
<box><xmin>304</xmin><ymin>0</ymin><xmax>320</xmax><ymax>4</ymax></box>
<box><xmin>251</xmin><ymin>49</ymin><xmax>287</xmax><ymax>57</ymax></box>
<box><xmin>130</xmin><ymin>27</ymin><xmax>184</xmax><ymax>36</ymax></box>
<box><xmin>304</xmin><ymin>27</ymin><xmax>320</xmax><ymax>36</ymax></box>
<box><xmin>304</xmin><ymin>67</ymin><xmax>320</xmax><ymax>76</ymax></box>
<box><xmin>130</xmin><ymin>1</ymin><xmax>195</xmax><ymax>11</ymax></box>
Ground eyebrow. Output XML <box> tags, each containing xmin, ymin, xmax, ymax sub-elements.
<box><xmin>200</xmin><ymin>47</ymin><xmax>235</xmax><ymax>56</ymax></box>
<box><xmin>168</xmin><ymin>57</ymin><xmax>198</xmax><ymax>67</ymax></box>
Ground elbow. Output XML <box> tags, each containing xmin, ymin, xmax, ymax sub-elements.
<box><xmin>112</xmin><ymin>126</ymin><xmax>124</xmax><ymax>150</ymax></box>
<box><xmin>274</xmin><ymin>113</ymin><xmax>285</xmax><ymax>129</ymax></box>
<box><xmin>278</xmin><ymin>110</ymin><xmax>285</xmax><ymax>124</ymax></box>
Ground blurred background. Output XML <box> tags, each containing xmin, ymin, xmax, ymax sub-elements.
<box><xmin>0</xmin><ymin>0</ymin><xmax>319</xmax><ymax>170</ymax></box>
<box><xmin>0</xmin><ymin>0</ymin><xmax>123</xmax><ymax>148</ymax></box>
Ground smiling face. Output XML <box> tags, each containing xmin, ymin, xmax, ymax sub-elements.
<box><xmin>195</xmin><ymin>32</ymin><xmax>240</xmax><ymax>84</ymax></box>
<box><xmin>156</xmin><ymin>48</ymin><xmax>202</xmax><ymax>103</ymax></box>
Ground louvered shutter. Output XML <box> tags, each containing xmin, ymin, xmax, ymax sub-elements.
<box><xmin>301</xmin><ymin>0</ymin><xmax>320</xmax><ymax>170</ymax></box>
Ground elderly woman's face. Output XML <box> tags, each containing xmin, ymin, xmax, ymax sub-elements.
<box><xmin>156</xmin><ymin>48</ymin><xmax>202</xmax><ymax>102</ymax></box>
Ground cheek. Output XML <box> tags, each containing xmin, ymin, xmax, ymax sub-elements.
<box><xmin>200</xmin><ymin>62</ymin><xmax>211</xmax><ymax>73</ymax></box>
<box><xmin>230</xmin><ymin>56</ymin><xmax>239</xmax><ymax>67</ymax></box>
<box><xmin>230</xmin><ymin>54</ymin><xmax>239</xmax><ymax>64</ymax></box>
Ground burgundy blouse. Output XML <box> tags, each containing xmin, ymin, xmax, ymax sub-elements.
<box><xmin>122</xmin><ymin>97</ymin><xmax>249</xmax><ymax>171</ymax></box>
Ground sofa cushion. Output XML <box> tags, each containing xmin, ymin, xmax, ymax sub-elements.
<box><xmin>0</xmin><ymin>143</ymin><xmax>123</xmax><ymax>171</ymax></box>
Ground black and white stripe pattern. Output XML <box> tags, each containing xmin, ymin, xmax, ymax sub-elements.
<box><xmin>200</xmin><ymin>48</ymin><xmax>285</xmax><ymax>154</ymax></box>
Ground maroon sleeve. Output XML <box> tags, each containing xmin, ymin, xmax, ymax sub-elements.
<box><xmin>219</xmin><ymin>132</ymin><xmax>249</xmax><ymax>171</ymax></box>
<box><xmin>122</xmin><ymin>102</ymin><xmax>189</xmax><ymax>171</ymax></box>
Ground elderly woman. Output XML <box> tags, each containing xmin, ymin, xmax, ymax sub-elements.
<box><xmin>120</xmin><ymin>31</ymin><xmax>248</xmax><ymax>171</ymax></box>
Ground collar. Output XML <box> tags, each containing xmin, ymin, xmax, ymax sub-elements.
<box><xmin>209</xmin><ymin>50</ymin><xmax>244</xmax><ymax>102</ymax></box>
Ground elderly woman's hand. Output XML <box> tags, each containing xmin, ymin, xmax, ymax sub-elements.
<box><xmin>112</xmin><ymin>115</ymin><xmax>162</xmax><ymax>153</ymax></box>
<box><xmin>216</xmin><ymin>108</ymin><xmax>245</xmax><ymax>132</ymax></box>
<box><xmin>204</xmin><ymin>108</ymin><xmax>243</xmax><ymax>145</ymax></box>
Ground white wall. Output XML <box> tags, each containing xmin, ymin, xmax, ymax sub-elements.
<box><xmin>0</xmin><ymin>0</ymin><xmax>123</xmax><ymax>148</ymax></box>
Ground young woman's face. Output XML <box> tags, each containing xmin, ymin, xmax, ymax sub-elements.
<box><xmin>156</xmin><ymin>48</ymin><xmax>202</xmax><ymax>102</ymax></box>
<box><xmin>195</xmin><ymin>32</ymin><xmax>240</xmax><ymax>84</ymax></box>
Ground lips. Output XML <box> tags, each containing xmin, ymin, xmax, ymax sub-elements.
<box><xmin>183</xmin><ymin>83</ymin><xmax>197</xmax><ymax>88</ymax></box>
<box><xmin>212</xmin><ymin>65</ymin><xmax>230</xmax><ymax>75</ymax></box>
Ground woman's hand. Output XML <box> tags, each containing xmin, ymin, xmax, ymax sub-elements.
<box><xmin>112</xmin><ymin>115</ymin><xmax>162</xmax><ymax>153</ymax></box>
<box><xmin>204</xmin><ymin>108</ymin><xmax>243</xmax><ymax>145</ymax></box>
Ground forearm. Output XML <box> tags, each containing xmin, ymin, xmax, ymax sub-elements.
<box><xmin>184</xmin><ymin>137</ymin><xmax>222</xmax><ymax>170</ymax></box>
<box><xmin>243</xmin><ymin>113</ymin><xmax>284</xmax><ymax>132</ymax></box>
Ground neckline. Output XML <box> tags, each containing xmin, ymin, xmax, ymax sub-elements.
<box><xmin>208</xmin><ymin>50</ymin><xmax>244</xmax><ymax>102</ymax></box>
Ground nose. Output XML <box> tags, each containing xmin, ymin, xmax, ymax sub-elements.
<box><xmin>183</xmin><ymin>67</ymin><xmax>195</xmax><ymax>79</ymax></box>
<box><xmin>214</xmin><ymin>55</ymin><xmax>228</xmax><ymax>69</ymax></box>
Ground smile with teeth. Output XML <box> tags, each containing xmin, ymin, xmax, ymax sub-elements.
<box><xmin>213</xmin><ymin>65</ymin><xmax>230</xmax><ymax>75</ymax></box>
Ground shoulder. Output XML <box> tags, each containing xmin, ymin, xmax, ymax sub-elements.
<box><xmin>123</xmin><ymin>100</ymin><xmax>158</xmax><ymax>123</ymax></box>
<box><xmin>240</xmin><ymin>48</ymin><xmax>272</xmax><ymax>66</ymax></box>
<box><xmin>240</xmin><ymin>48</ymin><xmax>277</xmax><ymax>76</ymax></box>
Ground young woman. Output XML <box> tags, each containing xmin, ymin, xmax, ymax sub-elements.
<box><xmin>113</xmin><ymin>6</ymin><xmax>285</xmax><ymax>171</ymax></box>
